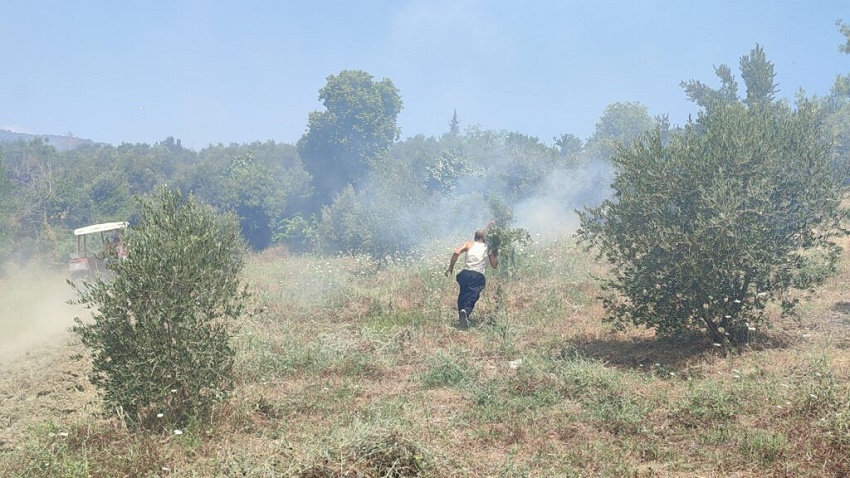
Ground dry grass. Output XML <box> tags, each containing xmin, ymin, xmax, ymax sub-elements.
<box><xmin>2</xmin><ymin>236</ymin><xmax>850</xmax><ymax>477</ymax></box>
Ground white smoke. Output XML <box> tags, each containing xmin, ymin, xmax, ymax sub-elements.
<box><xmin>513</xmin><ymin>158</ymin><xmax>614</xmax><ymax>240</ymax></box>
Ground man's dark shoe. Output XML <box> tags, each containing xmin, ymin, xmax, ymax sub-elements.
<box><xmin>458</xmin><ymin>309</ymin><xmax>469</xmax><ymax>330</ymax></box>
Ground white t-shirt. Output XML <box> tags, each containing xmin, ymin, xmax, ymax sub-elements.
<box><xmin>463</xmin><ymin>242</ymin><xmax>489</xmax><ymax>274</ymax></box>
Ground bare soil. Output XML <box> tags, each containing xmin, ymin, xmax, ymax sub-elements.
<box><xmin>0</xmin><ymin>336</ymin><xmax>97</xmax><ymax>452</ymax></box>
<box><xmin>0</xmin><ymin>268</ymin><xmax>98</xmax><ymax>452</ymax></box>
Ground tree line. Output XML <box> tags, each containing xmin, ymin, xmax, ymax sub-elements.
<box><xmin>0</xmin><ymin>77</ymin><xmax>660</xmax><ymax>270</ymax></box>
<box><xmin>1</xmin><ymin>35</ymin><xmax>849</xmax><ymax>276</ymax></box>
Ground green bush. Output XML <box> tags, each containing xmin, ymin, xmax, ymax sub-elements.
<box><xmin>316</xmin><ymin>184</ymin><xmax>440</xmax><ymax>259</ymax></box>
<box><xmin>71</xmin><ymin>186</ymin><xmax>249</xmax><ymax>430</ymax></box>
<box><xmin>273</xmin><ymin>213</ymin><xmax>318</xmax><ymax>253</ymax></box>
<box><xmin>486</xmin><ymin>196</ymin><xmax>531</xmax><ymax>275</ymax></box>
<box><xmin>579</xmin><ymin>101</ymin><xmax>847</xmax><ymax>345</ymax></box>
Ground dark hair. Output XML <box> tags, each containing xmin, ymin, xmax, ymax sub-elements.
<box><xmin>474</xmin><ymin>229</ymin><xmax>486</xmax><ymax>241</ymax></box>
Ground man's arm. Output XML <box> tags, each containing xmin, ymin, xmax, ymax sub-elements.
<box><xmin>489</xmin><ymin>249</ymin><xmax>499</xmax><ymax>269</ymax></box>
<box><xmin>445</xmin><ymin>242</ymin><xmax>472</xmax><ymax>277</ymax></box>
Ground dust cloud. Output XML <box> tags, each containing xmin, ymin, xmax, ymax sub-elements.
<box><xmin>0</xmin><ymin>264</ymin><xmax>84</xmax><ymax>362</ymax></box>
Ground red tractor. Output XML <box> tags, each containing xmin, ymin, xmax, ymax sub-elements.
<box><xmin>68</xmin><ymin>221</ymin><xmax>128</xmax><ymax>283</ymax></box>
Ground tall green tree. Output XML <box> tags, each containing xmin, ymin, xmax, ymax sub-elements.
<box><xmin>447</xmin><ymin>109</ymin><xmax>461</xmax><ymax>137</ymax></box>
<box><xmin>578</xmin><ymin>47</ymin><xmax>847</xmax><ymax>345</ymax></box>
<box><xmin>3</xmin><ymin>138</ymin><xmax>66</xmax><ymax>262</ymax></box>
<box><xmin>554</xmin><ymin>133</ymin><xmax>583</xmax><ymax>158</ymax></box>
<box><xmin>584</xmin><ymin>102</ymin><xmax>655</xmax><ymax>158</ymax></box>
<box><xmin>179</xmin><ymin>142</ymin><xmax>310</xmax><ymax>250</ymax></box>
<box><xmin>297</xmin><ymin>70</ymin><xmax>403</xmax><ymax>207</ymax></box>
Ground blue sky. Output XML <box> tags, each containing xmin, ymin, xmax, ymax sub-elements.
<box><xmin>2</xmin><ymin>1</ymin><xmax>848</xmax><ymax>150</ymax></box>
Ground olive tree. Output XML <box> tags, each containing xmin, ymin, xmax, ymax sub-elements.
<box><xmin>578</xmin><ymin>99</ymin><xmax>847</xmax><ymax>345</ymax></box>
<box><xmin>72</xmin><ymin>186</ymin><xmax>248</xmax><ymax>430</ymax></box>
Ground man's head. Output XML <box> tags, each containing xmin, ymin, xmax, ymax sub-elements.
<box><xmin>474</xmin><ymin>229</ymin><xmax>486</xmax><ymax>242</ymax></box>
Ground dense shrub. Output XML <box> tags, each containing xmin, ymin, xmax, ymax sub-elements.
<box><xmin>72</xmin><ymin>186</ymin><xmax>249</xmax><ymax>430</ymax></box>
<box><xmin>578</xmin><ymin>101</ymin><xmax>847</xmax><ymax>345</ymax></box>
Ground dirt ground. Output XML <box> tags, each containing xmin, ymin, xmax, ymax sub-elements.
<box><xmin>0</xmin><ymin>335</ymin><xmax>97</xmax><ymax>452</ymax></box>
<box><xmin>0</xmin><ymin>268</ymin><xmax>98</xmax><ymax>452</ymax></box>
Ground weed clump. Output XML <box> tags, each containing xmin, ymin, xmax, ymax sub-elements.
<box><xmin>350</xmin><ymin>431</ymin><xmax>430</xmax><ymax>477</ymax></box>
<box><xmin>297</xmin><ymin>431</ymin><xmax>431</xmax><ymax>478</ymax></box>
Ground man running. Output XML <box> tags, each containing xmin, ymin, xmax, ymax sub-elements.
<box><xmin>445</xmin><ymin>229</ymin><xmax>499</xmax><ymax>330</ymax></box>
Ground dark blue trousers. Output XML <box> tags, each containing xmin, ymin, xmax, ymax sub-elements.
<box><xmin>456</xmin><ymin>269</ymin><xmax>486</xmax><ymax>316</ymax></box>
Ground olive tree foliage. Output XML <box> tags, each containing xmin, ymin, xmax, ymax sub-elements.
<box><xmin>578</xmin><ymin>47</ymin><xmax>848</xmax><ymax>345</ymax></box>
<box><xmin>297</xmin><ymin>70</ymin><xmax>403</xmax><ymax>207</ymax></box>
<box><xmin>739</xmin><ymin>44</ymin><xmax>779</xmax><ymax>107</ymax></box>
<box><xmin>72</xmin><ymin>186</ymin><xmax>249</xmax><ymax>430</ymax></box>
<box><xmin>681</xmin><ymin>64</ymin><xmax>740</xmax><ymax>112</ymax></box>
<box><xmin>838</xmin><ymin>19</ymin><xmax>850</xmax><ymax>54</ymax></box>
<box><xmin>681</xmin><ymin>44</ymin><xmax>778</xmax><ymax>111</ymax></box>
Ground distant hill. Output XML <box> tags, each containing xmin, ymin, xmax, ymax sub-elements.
<box><xmin>0</xmin><ymin>129</ymin><xmax>96</xmax><ymax>151</ymax></box>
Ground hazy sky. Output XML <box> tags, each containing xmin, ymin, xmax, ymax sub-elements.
<box><xmin>3</xmin><ymin>1</ymin><xmax>848</xmax><ymax>150</ymax></box>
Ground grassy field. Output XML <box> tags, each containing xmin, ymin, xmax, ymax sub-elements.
<box><xmin>2</xmin><ymin>235</ymin><xmax>850</xmax><ymax>477</ymax></box>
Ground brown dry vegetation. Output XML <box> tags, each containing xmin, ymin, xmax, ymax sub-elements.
<box><xmin>2</xmin><ymin>237</ymin><xmax>850</xmax><ymax>477</ymax></box>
